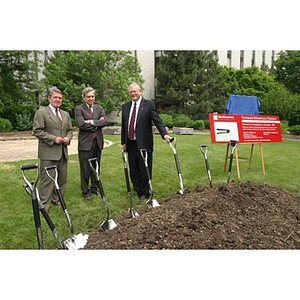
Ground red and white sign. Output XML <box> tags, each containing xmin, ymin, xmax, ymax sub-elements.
<box><xmin>209</xmin><ymin>114</ymin><xmax>282</xmax><ymax>143</ymax></box>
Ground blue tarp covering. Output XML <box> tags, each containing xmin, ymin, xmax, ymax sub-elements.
<box><xmin>224</xmin><ymin>95</ymin><xmax>260</xmax><ymax>115</ymax></box>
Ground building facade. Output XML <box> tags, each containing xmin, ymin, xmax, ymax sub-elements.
<box><xmin>135</xmin><ymin>50</ymin><xmax>280</xmax><ymax>103</ymax></box>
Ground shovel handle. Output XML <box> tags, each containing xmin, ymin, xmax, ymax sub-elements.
<box><xmin>140</xmin><ymin>149</ymin><xmax>148</xmax><ymax>167</ymax></box>
<box><xmin>45</xmin><ymin>165</ymin><xmax>59</xmax><ymax>189</ymax></box>
<box><xmin>200</xmin><ymin>144</ymin><xmax>208</xmax><ymax>156</ymax></box>
<box><xmin>122</xmin><ymin>151</ymin><xmax>131</xmax><ymax>193</ymax></box>
<box><xmin>88</xmin><ymin>158</ymin><xmax>100</xmax><ymax>181</ymax></box>
<box><xmin>122</xmin><ymin>149</ymin><xmax>128</xmax><ymax>168</ymax></box>
<box><xmin>169</xmin><ymin>137</ymin><xmax>177</xmax><ymax>147</ymax></box>
<box><xmin>21</xmin><ymin>163</ymin><xmax>38</xmax><ymax>170</ymax></box>
<box><xmin>21</xmin><ymin>163</ymin><xmax>39</xmax><ymax>191</ymax></box>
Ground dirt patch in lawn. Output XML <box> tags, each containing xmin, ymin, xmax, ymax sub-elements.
<box><xmin>85</xmin><ymin>181</ymin><xmax>300</xmax><ymax>250</ymax></box>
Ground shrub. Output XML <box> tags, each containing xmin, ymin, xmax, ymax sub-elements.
<box><xmin>1</xmin><ymin>104</ymin><xmax>36</xmax><ymax>130</ymax></box>
<box><xmin>159</xmin><ymin>113</ymin><xmax>174</xmax><ymax>128</ymax></box>
<box><xmin>173</xmin><ymin>114</ymin><xmax>194</xmax><ymax>127</ymax></box>
<box><xmin>193</xmin><ymin>120</ymin><xmax>205</xmax><ymax>130</ymax></box>
<box><xmin>288</xmin><ymin>125</ymin><xmax>300</xmax><ymax>135</ymax></box>
<box><xmin>280</xmin><ymin>120</ymin><xmax>289</xmax><ymax>134</ymax></box>
<box><xmin>0</xmin><ymin>118</ymin><xmax>13</xmax><ymax>132</ymax></box>
<box><xmin>15</xmin><ymin>112</ymin><xmax>33</xmax><ymax>131</ymax></box>
<box><xmin>204</xmin><ymin>120</ymin><xmax>210</xmax><ymax>130</ymax></box>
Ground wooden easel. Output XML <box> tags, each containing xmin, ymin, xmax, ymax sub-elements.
<box><xmin>224</xmin><ymin>143</ymin><xmax>265</xmax><ymax>178</ymax></box>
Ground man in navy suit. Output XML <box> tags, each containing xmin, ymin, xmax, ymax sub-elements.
<box><xmin>75</xmin><ymin>87</ymin><xmax>108</xmax><ymax>201</ymax></box>
<box><xmin>121</xmin><ymin>83</ymin><xmax>172</xmax><ymax>201</ymax></box>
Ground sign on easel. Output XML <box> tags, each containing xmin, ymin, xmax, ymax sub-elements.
<box><xmin>209</xmin><ymin>114</ymin><xmax>282</xmax><ymax>144</ymax></box>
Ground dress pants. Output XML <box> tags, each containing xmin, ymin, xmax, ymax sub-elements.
<box><xmin>127</xmin><ymin>140</ymin><xmax>151</xmax><ymax>197</ymax></box>
<box><xmin>39</xmin><ymin>155</ymin><xmax>67</xmax><ymax>211</ymax></box>
<box><xmin>79</xmin><ymin>138</ymin><xmax>102</xmax><ymax>196</ymax></box>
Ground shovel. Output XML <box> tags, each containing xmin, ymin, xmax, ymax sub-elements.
<box><xmin>121</xmin><ymin>149</ymin><xmax>139</xmax><ymax>218</ymax></box>
<box><xmin>168</xmin><ymin>137</ymin><xmax>187</xmax><ymax>194</ymax></box>
<box><xmin>140</xmin><ymin>149</ymin><xmax>160</xmax><ymax>208</ymax></box>
<box><xmin>200</xmin><ymin>144</ymin><xmax>213</xmax><ymax>186</ymax></box>
<box><xmin>22</xmin><ymin>180</ymin><xmax>67</xmax><ymax>249</ymax></box>
<box><xmin>88</xmin><ymin>158</ymin><xmax>117</xmax><ymax>231</ymax></box>
<box><xmin>20</xmin><ymin>163</ymin><xmax>44</xmax><ymax>249</ymax></box>
<box><xmin>22</xmin><ymin>181</ymin><xmax>88</xmax><ymax>250</ymax></box>
<box><xmin>227</xmin><ymin>141</ymin><xmax>237</xmax><ymax>183</ymax></box>
<box><xmin>45</xmin><ymin>165</ymin><xmax>74</xmax><ymax>234</ymax></box>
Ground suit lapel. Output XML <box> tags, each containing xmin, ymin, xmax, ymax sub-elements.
<box><xmin>47</xmin><ymin>106</ymin><xmax>63</xmax><ymax>128</ymax></box>
<box><xmin>136</xmin><ymin>98</ymin><xmax>145</xmax><ymax>126</ymax></box>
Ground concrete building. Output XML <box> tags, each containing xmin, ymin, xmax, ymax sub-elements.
<box><xmin>137</xmin><ymin>50</ymin><xmax>280</xmax><ymax>103</ymax></box>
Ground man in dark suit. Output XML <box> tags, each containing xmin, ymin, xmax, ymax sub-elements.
<box><xmin>75</xmin><ymin>87</ymin><xmax>108</xmax><ymax>201</ymax></box>
<box><xmin>121</xmin><ymin>83</ymin><xmax>172</xmax><ymax>201</ymax></box>
<box><xmin>33</xmin><ymin>87</ymin><xmax>73</xmax><ymax>212</ymax></box>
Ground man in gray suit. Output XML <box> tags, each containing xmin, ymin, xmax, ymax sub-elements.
<box><xmin>33</xmin><ymin>87</ymin><xmax>73</xmax><ymax>212</ymax></box>
<box><xmin>75</xmin><ymin>87</ymin><xmax>108</xmax><ymax>201</ymax></box>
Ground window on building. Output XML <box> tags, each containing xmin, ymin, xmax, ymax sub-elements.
<box><xmin>240</xmin><ymin>50</ymin><xmax>244</xmax><ymax>69</ymax></box>
<box><xmin>227</xmin><ymin>50</ymin><xmax>232</xmax><ymax>67</ymax></box>
<box><xmin>262</xmin><ymin>50</ymin><xmax>266</xmax><ymax>66</ymax></box>
<box><xmin>251</xmin><ymin>50</ymin><xmax>255</xmax><ymax>66</ymax></box>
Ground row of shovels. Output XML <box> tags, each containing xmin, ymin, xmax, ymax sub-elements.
<box><xmin>21</xmin><ymin>139</ymin><xmax>237</xmax><ymax>249</ymax></box>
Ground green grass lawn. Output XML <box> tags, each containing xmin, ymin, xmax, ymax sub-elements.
<box><xmin>0</xmin><ymin>133</ymin><xmax>299</xmax><ymax>249</ymax></box>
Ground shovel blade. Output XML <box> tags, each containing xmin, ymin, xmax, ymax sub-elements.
<box><xmin>146</xmin><ymin>198</ymin><xmax>160</xmax><ymax>208</ymax></box>
<box><xmin>128</xmin><ymin>208</ymin><xmax>139</xmax><ymax>218</ymax></box>
<box><xmin>64</xmin><ymin>233</ymin><xmax>89</xmax><ymax>250</ymax></box>
<box><xmin>100</xmin><ymin>219</ymin><xmax>117</xmax><ymax>232</ymax></box>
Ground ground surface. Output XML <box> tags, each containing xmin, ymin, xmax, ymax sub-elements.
<box><xmin>1</xmin><ymin>131</ymin><xmax>300</xmax><ymax>249</ymax></box>
<box><xmin>86</xmin><ymin>182</ymin><xmax>300</xmax><ymax>249</ymax></box>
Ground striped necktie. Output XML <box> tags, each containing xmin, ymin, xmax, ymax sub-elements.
<box><xmin>128</xmin><ymin>102</ymin><xmax>137</xmax><ymax>140</ymax></box>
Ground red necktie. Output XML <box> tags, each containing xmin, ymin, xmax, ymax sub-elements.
<box><xmin>89</xmin><ymin>105</ymin><xmax>96</xmax><ymax>139</ymax></box>
<box><xmin>128</xmin><ymin>103</ymin><xmax>137</xmax><ymax>140</ymax></box>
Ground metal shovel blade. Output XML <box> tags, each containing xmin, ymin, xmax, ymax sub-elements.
<box><xmin>178</xmin><ymin>188</ymin><xmax>187</xmax><ymax>195</ymax></box>
<box><xmin>64</xmin><ymin>233</ymin><xmax>89</xmax><ymax>250</ymax></box>
<box><xmin>100</xmin><ymin>219</ymin><xmax>117</xmax><ymax>232</ymax></box>
<box><xmin>146</xmin><ymin>198</ymin><xmax>160</xmax><ymax>208</ymax></box>
<box><xmin>128</xmin><ymin>207</ymin><xmax>139</xmax><ymax>218</ymax></box>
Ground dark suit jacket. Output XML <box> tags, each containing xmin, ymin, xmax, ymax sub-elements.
<box><xmin>121</xmin><ymin>98</ymin><xmax>167</xmax><ymax>152</ymax></box>
<box><xmin>33</xmin><ymin>106</ymin><xmax>73</xmax><ymax>160</ymax></box>
<box><xmin>75</xmin><ymin>103</ymin><xmax>108</xmax><ymax>151</ymax></box>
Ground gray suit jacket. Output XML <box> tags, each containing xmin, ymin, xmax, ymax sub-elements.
<box><xmin>75</xmin><ymin>103</ymin><xmax>108</xmax><ymax>151</ymax></box>
<box><xmin>33</xmin><ymin>106</ymin><xmax>73</xmax><ymax>160</ymax></box>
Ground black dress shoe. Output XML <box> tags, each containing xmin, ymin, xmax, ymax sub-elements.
<box><xmin>84</xmin><ymin>194</ymin><xmax>92</xmax><ymax>201</ymax></box>
<box><xmin>139</xmin><ymin>195</ymin><xmax>147</xmax><ymax>201</ymax></box>
<box><xmin>51</xmin><ymin>201</ymin><xmax>61</xmax><ymax>206</ymax></box>
<box><xmin>91</xmin><ymin>190</ymin><xmax>100</xmax><ymax>195</ymax></box>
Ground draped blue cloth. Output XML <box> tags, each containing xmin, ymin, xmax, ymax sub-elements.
<box><xmin>224</xmin><ymin>95</ymin><xmax>260</xmax><ymax>115</ymax></box>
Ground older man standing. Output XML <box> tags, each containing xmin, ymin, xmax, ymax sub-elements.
<box><xmin>121</xmin><ymin>83</ymin><xmax>172</xmax><ymax>201</ymax></box>
<box><xmin>33</xmin><ymin>86</ymin><xmax>73</xmax><ymax>213</ymax></box>
<box><xmin>75</xmin><ymin>87</ymin><xmax>108</xmax><ymax>201</ymax></box>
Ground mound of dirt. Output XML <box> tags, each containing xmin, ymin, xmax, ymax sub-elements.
<box><xmin>85</xmin><ymin>182</ymin><xmax>300</xmax><ymax>249</ymax></box>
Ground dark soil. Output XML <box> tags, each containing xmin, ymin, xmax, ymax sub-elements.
<box><xmin>85</xmin><ymin>181</ymin><xmax>300</xmax><ymax>250</ymax></box>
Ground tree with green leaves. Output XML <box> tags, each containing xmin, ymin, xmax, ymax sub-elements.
<box><xmin>222</xmin><ymin>66</ymin><xmax>278</xmax><ymax>100</ymax></box>
<box><xmin>155</xmin><ymin>51</ymin><xmax>226</xmax><ymax>119</ymax></box>
<box><xmin>273</xmin><ymin>50</ymin><xmax>300</xmax><ymax>94</ymax></box>
<box><xmin>0</xmin><ymin>50</ymin><xmax>42</xmax><ymax>129</ymax></box>
<box><xmin>42</xmin><ymin>51</ymin><xmax>144</xmax><ymax>116</ymax></box>
<box><xmin>261</xmin><ymin>82</ymin><xmax>300</xmax><ymax>126</ymax></box>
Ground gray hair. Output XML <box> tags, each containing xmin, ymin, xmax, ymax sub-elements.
<box><xmin>82</xmin><ymin>87</ymin><xmax>95</xmax><ymax>98</ymax></box>
<box><xmin>128</xmin><ymin>82</ymin><xmax>142</xmax><ymax>92</ymax></box>
<box><xmin>49</xmin><ymin>86</ymin><xmax>63</xmax><ymax>97</ymax></box>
